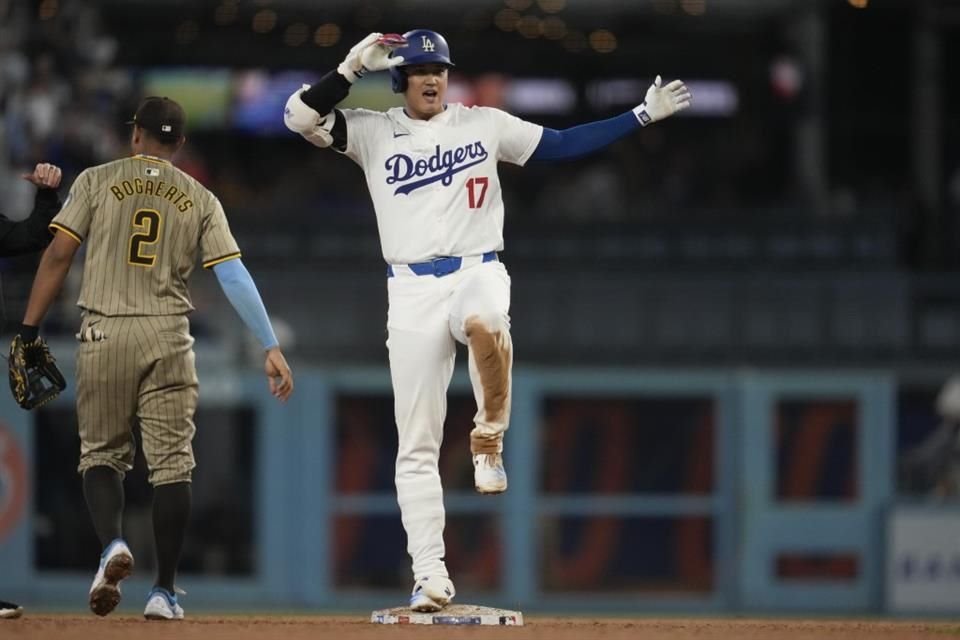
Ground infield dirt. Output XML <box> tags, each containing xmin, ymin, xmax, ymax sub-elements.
<box><xmin>3</xmin><ymin>615</ymin><xmax>958</xmax><ymax>639</ymax></box>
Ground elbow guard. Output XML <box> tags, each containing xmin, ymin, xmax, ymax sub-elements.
<box><xmin>284</xmin><ymin>85</ymin><xmax>336</xmax><ymax>148</ymax></box>
<box><xmin>284</xmin><ymin>85</ymin><xmax>319</xmax><ymax>132</ymax></box>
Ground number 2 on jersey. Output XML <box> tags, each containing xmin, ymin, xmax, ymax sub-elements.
<box><xmin>128</xmin><ymin>208</ymin><xmax>162</xmax><ymax>267</ymax></box>
<box><xmin>466</xmin><ymin>176</ymin><xmax>488</xmax><ymax>209</ymax></box>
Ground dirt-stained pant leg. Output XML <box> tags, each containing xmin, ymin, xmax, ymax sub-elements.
<box><xmin>450</xmin><ymin>262</ymin><xmax>513</xmax><ymax>454</ymax></box>
<box><xmin>76</xmin><ymin>313</ymin><xmax>139</xmax><ymax>476</ymax></box>
<box><xmin>387</xmin><ymin>274</ymin><xmax>457</xmax><ymax>580</ymax></box>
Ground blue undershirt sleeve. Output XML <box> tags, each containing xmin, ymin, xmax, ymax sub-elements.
<box><xmin>530</xmin><ymin>110</ymin><xmax>641</xmax><ymax>162</ymax></box>
<box><xmin>213</xmin><ymin>258</ymin><xmax>279</xmax><ymax>350</ymax></box>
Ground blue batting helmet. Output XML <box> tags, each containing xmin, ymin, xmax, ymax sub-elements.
<box><xmin>389</xmin><ymin>29</ymin><xmax>455</xmax><ymax>93</ymax></box>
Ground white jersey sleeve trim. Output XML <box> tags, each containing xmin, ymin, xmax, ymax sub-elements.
<box><xmin>515</xmin><ymin>124</ymin><xmax>544</xmax><ymax>167</ymax></box>
<box><xmin>483</xmin><ymin>107</ymin><xmax>543</xmax><ymax>167</ymax></box>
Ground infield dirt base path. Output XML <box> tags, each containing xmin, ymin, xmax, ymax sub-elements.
<box><xmin>3</xmin><ymin>616</ymin><xmax>958</xmax><ymax>639</ymax></box>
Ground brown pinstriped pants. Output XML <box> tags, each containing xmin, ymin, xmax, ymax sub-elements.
<box><xmin>75</xmin><ymin>311</ymin><xmax>199</xmax><ymax>486</ymax></box>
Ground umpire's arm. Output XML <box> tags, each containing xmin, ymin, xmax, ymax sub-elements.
<box><xmin>0</xmin><ymin>164</ymin><xmax>63</xmax><ymax>258</ymax></box>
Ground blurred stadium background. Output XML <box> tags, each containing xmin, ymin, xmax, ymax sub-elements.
<box><xmin>1</xmin><ymin>0</ymin><xmax>960</xmax><ymax>617</ymax></box>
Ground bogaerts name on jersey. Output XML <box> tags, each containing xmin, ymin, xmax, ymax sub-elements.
<box><xmin>109</xmin><ymin>179</ymin><xmax>194</xmax><ymax>212</ymax></box>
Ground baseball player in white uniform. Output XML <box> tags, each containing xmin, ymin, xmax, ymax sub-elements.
<box><xmin>284</xmin><ymin>29</ymin><xmax>690</xmax><ymax>611</ymax></box>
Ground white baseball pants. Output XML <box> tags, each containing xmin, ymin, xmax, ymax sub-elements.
<box><xmin>385</xmin><ymin>259</ymin><xmax>512</xmax><ymax>580</ymax></box>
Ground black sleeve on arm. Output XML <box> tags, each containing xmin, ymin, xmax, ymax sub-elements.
<box><xmin>0</xmin><ymin>189</ymin><xmax>62</xmax><ymax>258</ymax></box>
<box><xmin>331</xmin><ymin>108</ymin><xmax>347</xmax><ymax>152</ymax></box>
<box><xmin>300</xmin><ymin>70</ymin><xmax>352</xmax><ymax>115</ymax></box>
<box><xmin>33</xmin><ymin>188</ymin><xmax>62</xmax><ymax>222</ymax></box>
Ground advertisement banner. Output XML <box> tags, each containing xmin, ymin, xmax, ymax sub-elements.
<box><xmin>887</xmin><ymin>508</ymin><xmax>960</xmax><ymax>613</ymax></box>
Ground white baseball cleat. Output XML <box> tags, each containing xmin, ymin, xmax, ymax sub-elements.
<box><xmin>88</xmin><ymin>539</ymin><xmax>134</xmax><ymax>617</ymax></box>
<box><xmin>143</xmin><ymin>587</ymin><xmax>185</xmax><ymax>620</ymax></box>
<box><xmin>409</xmin><ymin>576</ymin><xmax>456</xmax><ymax>612</ymax></box>
<box><xmin>473</xmin><ymin>453</ymin><xmax>508</xmax><ymax>494</ymax></box>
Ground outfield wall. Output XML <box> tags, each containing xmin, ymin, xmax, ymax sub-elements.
<box><xmin>1</xmin><ymin>360</ymin><xmax>953</xmax><ymax>614</ymax></box>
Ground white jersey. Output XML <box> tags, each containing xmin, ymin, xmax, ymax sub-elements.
<box><xmin>339</xmin><ymin>103</ymin><xmax>542</xmax><ymax>264</ymax></box>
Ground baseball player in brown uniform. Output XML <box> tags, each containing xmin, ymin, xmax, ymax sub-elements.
<box><xmin>16</xmin><ymin>97</ymin><xmax>293</xmax><ymax>620</ymax></box>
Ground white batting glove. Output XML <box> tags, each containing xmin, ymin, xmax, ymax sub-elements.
<box><xmin>337</xmin><ymin>32</ymin><xmax>406</xmax><ymax>84</ymax></box>
<box><xmin>633</xmin><ymin>75</ymin><xmax>692</xmax><ymax>126</ymax></box>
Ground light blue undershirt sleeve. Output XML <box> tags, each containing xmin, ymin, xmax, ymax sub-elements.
<box><xmin>213</xmin><ymin>258</ymin><xmax>279</xmax><ymax>350</ymax></box>
<box><xmin>530</xmin><ymin>110</ymin><xmax>641</xmax><ymax>162</ymax></box>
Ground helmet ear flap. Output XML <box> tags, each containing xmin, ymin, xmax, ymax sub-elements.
<box><xmin>390</xmin><ymin>66</ymin><xmax>408</xmax><ymax>94</ymax></box>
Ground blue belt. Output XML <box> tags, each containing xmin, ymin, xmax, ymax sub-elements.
<box><xmin>387</xmin><ymin>251</ymin><xmax>498</xmax><ymax>278</ymax></box>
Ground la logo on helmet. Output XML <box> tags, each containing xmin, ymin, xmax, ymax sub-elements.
<box><xmin>421</xmin><ymin>35</ymin><xmax>435</xmax><ymax>52</ymax></box>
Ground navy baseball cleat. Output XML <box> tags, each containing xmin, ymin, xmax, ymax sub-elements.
<box><xmin>88</xmin><ymin>538</ymin><xmax>134</xmax><ymax>616</ymax></box>
<box><xmin>0</xmin><ymin>600</ymin><xmax>23</xmax><ymax>619</ymax></box>
<box><xmin>409</xmin><ymin>576</ymin><xmax>455</xmax><ymax>612</ymax></box>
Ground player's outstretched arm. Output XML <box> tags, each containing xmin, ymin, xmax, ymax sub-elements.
<box><xmin>283</xmin><ymin>33</ymin><xmax>406</xmax><ymax>148</ymax></box>
<box><xmin>633</xmin><ymin>75</ymin><xmax>692</xmax><ymax>126</ymax></box>
<box><xmin>529</xmin><ymin>75</ymin><xmax>691</xmax><ymax>162</ymax></box>
<box><xmin>212</xmin><ymin>258</ymin><xmax>294</xmax><ymax>401</ymax></box>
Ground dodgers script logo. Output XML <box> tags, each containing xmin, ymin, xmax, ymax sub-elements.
<box><xmin>385</xmin><ymin>142</ymin><xmax>488</xmax><ymax>195</ymax></box>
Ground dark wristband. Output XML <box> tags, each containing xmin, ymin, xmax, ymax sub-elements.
<box><xmin>20</xmin><ymin>325</ymin><xmax>39</xmax><ymax>342</ymax></box>
<box><xmin>35</xmin><ymin>187</ymin><xmax>59</xmax><ymax>202</ymax></box>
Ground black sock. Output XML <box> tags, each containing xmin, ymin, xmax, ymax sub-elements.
<box><xmin>152</xmin><ymin>482</ymin><xmax>191</xmax><ymax>592</ymax></box>
<box><xmin>82</xmin><ymin>466</ymin><xmax>124</xmax><ymax>549</ymax></box>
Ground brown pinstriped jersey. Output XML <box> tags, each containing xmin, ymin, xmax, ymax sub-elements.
<box><xmin>51</xmin><ymin>154</ymin><xmax>240</xmax><ymax>316</ymax></box>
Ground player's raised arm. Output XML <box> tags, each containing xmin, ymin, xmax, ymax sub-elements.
<box><xmin>211</xmin><ymin>258</ymin><xmax>293</xmax><ymax>402</ymax></box>
<box><xmin>529</xmin><ymin>74</ymin><xmax>692</xmax><ymax>162</ymax></box>
<box><xmin>283</xmin><ymin>32</ymin><xmax>406</xmax><ymax>149</ymax></box>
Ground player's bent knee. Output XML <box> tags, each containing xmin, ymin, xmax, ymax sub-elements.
<box><xmin>464</xmin><ymin>314</ymin><xmax>512</xmax><ymax>373</ymax></box>
<box><xmin>464</xmin><ymin>312</ymin><xmax>510</xmax><ymax>339</ymax></box>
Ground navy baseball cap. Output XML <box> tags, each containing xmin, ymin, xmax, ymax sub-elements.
<box><xmin>127</xmin><ymin>96</ymin><xmax>185</xmax><ymax>142</ymax></box>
